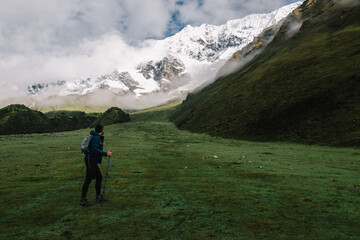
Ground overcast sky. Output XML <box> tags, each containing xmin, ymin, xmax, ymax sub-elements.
<box><xmin>0</xmin><ymin>0</ymin><xmax>301</xmax><ymax>88</ymax></box>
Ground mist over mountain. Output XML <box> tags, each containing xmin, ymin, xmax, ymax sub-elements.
<box><xmin>3</xmin><ymin>2</ymin><xmax>301</xmax><ymax>110</ymax></box>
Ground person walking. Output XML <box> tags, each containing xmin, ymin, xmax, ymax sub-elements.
<box><xmin>80</xmin><ymin>124</ymin><xmax>112</xmax><ymax>206</ymax></box>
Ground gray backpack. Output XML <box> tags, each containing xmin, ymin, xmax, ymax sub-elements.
<box><xmin>81</xmin><ymin>136</ymin><xmax>92</xmax><ymax>154</ymax></box>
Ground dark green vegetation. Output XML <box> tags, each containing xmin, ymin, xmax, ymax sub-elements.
<box><xmin>0</xmin><ymin>104</ymin><xmax>51</xmax><ymax>135</ymax></box>
<box><xmin>172</xmin><ymin>0</ymin><xmax>360</xmax><ymax>147</ymax></box>
<box><xmin>92</xmin><ymin>107</ymin><xmax>130</xmax><ymax>127</ymax></box>
<box><xmin>0</xmin><ymin>106</ymin><xmax>359</xmax><ymax>239</ymax></box>
<box><xmin>45</xmin><ymin>110</ymin><xmax>99</xmax><ymax>132</ymax></box>
<box><xmin>0</xmin><ymin>105</ymin><xmax>130</xmax><ymax>135</ymax></box>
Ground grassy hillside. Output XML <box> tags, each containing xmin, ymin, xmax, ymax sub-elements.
<box><xmin>0</xmin><ymin>104</ymin><xmax>51</xmax><ymax>135</ymax></box>
<box><xmin>0</xmin><ymin>106</ymin><xmax>359</xmax><ymax>239</ymax></box>
<box><xmin>171</xmin><ymin>0</ymin><xmax>360</xmax><ymax>146</ymax></box>
<box><xmin>0</xmin><ymin>105</ymin><xmax>130</xmax><ymax>135</ymax></box>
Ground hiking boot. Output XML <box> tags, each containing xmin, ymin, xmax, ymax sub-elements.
<box><xmin>80</xmin><ymin>198</ymin><xmax>91</xmax><ymax>207</ymax></box>
<box><xmin>95</xmin><ymin>195</ymin><xmax>107</xmax><ymax>203</ymax></box>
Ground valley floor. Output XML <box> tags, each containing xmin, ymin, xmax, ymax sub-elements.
<box><xmin>0</xmin><ymin>107</ymin><xmax>359</xmax><ymax>239</ymax></box>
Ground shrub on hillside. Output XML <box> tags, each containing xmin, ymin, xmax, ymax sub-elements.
<box><xmin>92</xmin><ymin>107</ymin><xmax>130</xmax><ymax>126</ymax></box>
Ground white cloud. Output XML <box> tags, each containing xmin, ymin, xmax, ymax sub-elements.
<box><xmin>0</xmin><ymin>0</ymin><xmax>296</xmax><ymax>52</ymax></box>
<box><xmin>0</xmin><ymin>0</ymin><xmax>124</xmax><ymax>54</ymax></box>
<box><xmin>176</xmin><ymin>0</ymin><xmax>293</xmax><ymax>27</ymax></box>
<box><xmin>0</xmin><ymin>33</ymin><xmax>169</xmax><ymax>89</ymax></box>
<box><xmin>119</xmin><ymin>0</ymin><xmax>176</xmax><ymax>42</ymax></box>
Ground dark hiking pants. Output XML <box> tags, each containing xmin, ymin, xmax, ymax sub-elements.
<box><xmin>81</xmin><ymin>156</ymin><xmax>102</xmax><ymax>198</ymax></box>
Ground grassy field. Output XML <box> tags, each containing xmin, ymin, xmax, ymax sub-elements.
<box><xmin>0</xmin><ymin>106</ymin><xmax>359</xmax><ymax>239</ymax></box>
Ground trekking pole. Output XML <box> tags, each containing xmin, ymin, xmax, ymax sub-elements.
<box><xmin>101</xmin><ymin>156</ymin><xmax>111</xmax><ymax>206</ymax></box>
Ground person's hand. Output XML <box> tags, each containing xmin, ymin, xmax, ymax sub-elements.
<box><xmin>107</xmin><ymin>151</ymin><xmax>112</xmax><ymax>157</ymax></box>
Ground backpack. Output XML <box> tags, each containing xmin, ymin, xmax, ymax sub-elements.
<box><xmin>81</xmin><ymin>135</ymin><xmax>92</xmax><ymax>154</ymax></box>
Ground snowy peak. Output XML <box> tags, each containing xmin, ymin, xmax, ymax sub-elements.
<box><xmin>162</xmin><ymin>2</ymin><xmax>302</xmax><ymax>62</ymax></box>
<box><xmin>98</xmin><ymin>70</ymin><xmax>139</xmax><ymax>92</ymax></box>
<box><xmin>55</xmin><ymin>55</ymin><xmax>190</xmax><ymax>97</ymax></box>
<box><xmin>28</xmin><ymin>81</ymin><xmax>65</xmax><ymax>95</ymax></box>
<box><xmin>137</xmin><ymin>55</ymin><xmax>186</xmax><ymax>81</ymax></box>
<box><xmin>136</xmin><ymin>55</ymin><xmax>190</xmax><ymax>92</ymax></box>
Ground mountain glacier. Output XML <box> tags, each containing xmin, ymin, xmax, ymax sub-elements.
<box><xmin>28</xmin><ymin>2</ymin><xmax>302</xmax><ymax>108</ymax></box>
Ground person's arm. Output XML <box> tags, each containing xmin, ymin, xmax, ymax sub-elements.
<box><xmin>92</xmin><ymin>136</ymin><xmax>108</xmax><ymax>156</ymax></box>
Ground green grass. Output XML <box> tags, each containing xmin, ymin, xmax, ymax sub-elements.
<box><xmin>45</xmin><ymin>110</ymin><xmax>100</xmax><ymax>119</ymax></box>
<box><xmin>0</xmin><ymin>107</ymin><xmax>359</xmax><ymax>239</ymax></box>
<box><xmin>40</xmin><ymin>106</ymin><xmax>110</xmax><ymax>114</ymax></box>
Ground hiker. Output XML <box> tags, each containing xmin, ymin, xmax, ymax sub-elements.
<box><xmin>80</xmin><ymin>124</ymin><xmax>112</xmax><ymax>206</ymax></box>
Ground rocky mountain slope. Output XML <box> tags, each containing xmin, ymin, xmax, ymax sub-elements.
<box><xmin>215</xmin><ymin>20</ymin><xmax>285</xmax><ymax>78</ymax></box>
<box><xmin>171</xmin><ymin>0</ymin><xmax>360</xmax><ymax>146</ymax></box>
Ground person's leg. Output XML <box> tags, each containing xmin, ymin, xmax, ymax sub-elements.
<box><xmin>81</xmin><ymin>156</ymin><xmax>92</xmax><ymax>206</ymax></box>
<box><xmin>81</xmin><ymin>175</ymin><xmax>92</xmax><ymax>198</ymax></box>
<box><xmin>95</xmin><ymin>164</ymin><xmax>103</xmax><ymax>202</ymax></box>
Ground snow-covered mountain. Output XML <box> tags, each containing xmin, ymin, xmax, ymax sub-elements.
<box><xmin>28</xmin><ymin>2</ymin><xmax>302</xmax><ymax>106</ymax></box>
<box><xmin>161</xmin><ymin>2</ymin><xmax>301</xmax><ymax>62</ymax></box>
